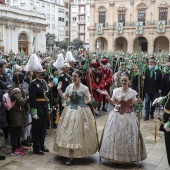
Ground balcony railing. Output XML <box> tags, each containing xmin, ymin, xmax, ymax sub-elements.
<box><xmin>78</xmin><ymin>30</ymin><xmax>86</xmax><ymax>34</ymax></box>
<box><xmin>78</xmin><ymin>11</ymin><xmax>87</xmax><ymax>15</ymax></box>
<box><xmin>114</xmin><ymin>20</ymin><xmax>169</xmax><ymax>27</ymax></box>
<box><xmin>77</xmin><ymin>21</ymin><xmax>86</xmax><ymax>24</ymax></box>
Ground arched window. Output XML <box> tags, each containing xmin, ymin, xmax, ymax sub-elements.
<box><xmin>18</xmin><ymin>33</ymin><xmax>28</xmax><ymax>41</ymax></box>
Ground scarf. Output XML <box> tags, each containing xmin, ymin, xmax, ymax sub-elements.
<box><xmin>150</xmin><ymin>66</ymin><xmax>158</xmax><ymax>80</ymax></box>
<box><xmin>131</xmin><ymin>72</ymin><xmax>138</xmax><ymax>81</ymax></box>
<box><xmin>163</xmin><ymin>67</ymin><xmax>170</xmax><ymax>80</ymax></box>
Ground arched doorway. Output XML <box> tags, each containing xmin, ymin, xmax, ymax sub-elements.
<box><xmin>115</xmin><ymin>37</ymin><xmax>128</xmax><ymax>52</ymax></box>
<box><xmin>96</xmin><ymin>37</ymin><xmax>108</xmax><ymax>52</ymax></box>
<box><xmin>154</xmin><ymin>36</ymin><xmax>169</xmax><ymax>52</ymax></box>
<box><xmin>134</xmin><ymin>36</ymin><xmax>148</xmax><ymax>52</ymax></box>
<box><xmin>18</xmin><ymin>33</ymin><xmax>28</xmax><ymax>55</ymax></box>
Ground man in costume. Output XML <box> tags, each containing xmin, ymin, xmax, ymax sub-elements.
<box><xmin>100</xmin><ymin>59</ymin><xmax>112</xmax><ymax>111</ymax></box>
<box><xmin>27</xmin><ymin>54</ymin><xmax>50</xmax><ymax>155</ymax></box>
<box><xmin>86</xmin><ymin>61</ymin><xmax>105</xmax><ymax>115</ymax></box>
<box><xmin>153</xmin><ymin>93</ymin><xmax>170</xmax><ymax>167</ymax></box>
<box><xmin>58</xmin><ymin>63</ymin><xmax>72</xmax><ymax>115</ymax></box>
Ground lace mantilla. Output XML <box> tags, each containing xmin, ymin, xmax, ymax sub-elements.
<box><xmin>112</xmin><ymin>87</ymin><xmax>137</xmax><ymax>102</ymax></box>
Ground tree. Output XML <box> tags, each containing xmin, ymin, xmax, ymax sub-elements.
<box><xmin>72</xmin><ymin>38</ymin><xmax>84</xmax><ymax>50</ymax></box>
<box><xmin>58</xmin><ymin>40</ymin><xmax>68</xmax><ymax>50</ymax></box>
<box><xmin>46</xmin><ymin>33</ymin><xmax>56</xmax><ymax>50</ymax></box>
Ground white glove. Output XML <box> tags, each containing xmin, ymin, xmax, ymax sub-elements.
<box><xmin>164</xmin><ymin>123</ymin><xmax>170</xmax><ymax>132</ymax></box>
<box><xmin>32</xmin><ymin>114</ymin><xmax>39</xmax><ymax>120</ymax></box>
<box><xmin>152</xmin><ymin>97</ymin><xmax>163</xmax><ymax>106</ymax></box>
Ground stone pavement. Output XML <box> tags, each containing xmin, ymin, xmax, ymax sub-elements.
<box><xmin>0</xmin><ymin>109</ymin><xmax>169</xmax><ymax>170</ymax></box>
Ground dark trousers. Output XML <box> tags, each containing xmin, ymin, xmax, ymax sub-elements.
<box><xmin>10</xmin><ymin>126</ymin><xmax>22</xmax><ymax>151</ymax></box>
<box><xmin>2</xmin><ymin>110</ymin><xmax>11</xmax><ymax>140</ymax></box>
<box><xmin>165</xmin><ymin>132</ymin><xmax>170</xmax><ymax>166</ymax></box>
<box><xmin>32</xmin><ymin>114</ymin><xmax>47</xmax><ymax>151</ymax></box>
<box><xmin>145</xmin><ymin>93</ymin><xmax>158</xmax><ymax>118</ymax></box>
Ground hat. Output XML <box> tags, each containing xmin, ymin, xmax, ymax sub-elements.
<box><xmin>101</xmin><ymin>59</ymin><xmax>108</xmax><ymax>65</ymax></box>
<box><xmin>53</xmin><ymin>53</ymin><xmax>65</xmax><ymax>69</ymax></box>
<box><xmin>25</xmin><ymin>54</ymin><xmax>44</xmax><ymax>72</ymax></box>
<box><xmin>65</xmin><ymin>51</ymin><xmax>75</xmax><ymax>63</ymax></box>
<box><xmin>91</xmin><ymin>62</ymin><xmax>100</xmax><ymax>68</ymax></box>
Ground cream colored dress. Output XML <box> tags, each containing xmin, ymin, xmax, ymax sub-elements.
<box><xmin>53</xmin><ymin>83</ymin><xmax>98</xmax><ymax>158</ymax></box>
<box><xmin>99</xmin><ymin>87</ymin><xmax>147</xmax><ymax>163</ymax></box>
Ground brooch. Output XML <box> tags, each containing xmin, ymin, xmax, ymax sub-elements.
<box><xmin>37</xmin><ymin>84</ymin><xmax>40</xmax><ymax>88</ymax></box>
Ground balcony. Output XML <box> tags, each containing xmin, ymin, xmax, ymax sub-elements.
<box><xmin>114</xmin><ymin>20</ymin><xmax>169</xmax><ymax>27</ymax></box>
<box><xmin>78</xmin><ymin>30</ymin><xmax>86</xmax><ymax>34</ymax></box>
<box><xmin>78</xmin><ymin>11</ymin><xmax>87</xmax><ymax>15</ymax></box>
<box><xmin>77</xmin><ymin>21</ymin><xmax>86</xmax><ymax>24</ymax></box>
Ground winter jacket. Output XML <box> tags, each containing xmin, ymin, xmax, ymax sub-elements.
<box><xmin>8</xmin><ymin>84</ymin><xmax>29</xmax><ymax>127</ymax></box>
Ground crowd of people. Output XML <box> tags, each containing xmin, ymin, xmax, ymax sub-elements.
<box><xmin>0</xmin><ymin>49</ymin><xmax>170</xmax><ymax>166</ymax></box>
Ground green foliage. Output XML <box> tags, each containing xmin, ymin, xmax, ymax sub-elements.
<box><xmin>58</xmin><ymin>40</ymin><xmax>68</xmax><ymax>50</ymax></box>
<box><xmin>72</xmin><ymin>38</ymin><xmax>84</xmax><ymax>50</ymax></box>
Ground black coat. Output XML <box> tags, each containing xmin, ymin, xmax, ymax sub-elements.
<box><xmin>161</xmin><ymin>73</ymin><xmax>170</xmax><ymax>96</ymax></box>
<box><xmin>144</xmin><ymin>68</ymin><xmax>162</xmax><ymax>94</ymax></box>
<box><xmin>0</xmin><ymin>73</ymin><xmax>11</xmax><ymax>128</ymax></box>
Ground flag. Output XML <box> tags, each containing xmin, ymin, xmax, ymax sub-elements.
<box><xmin>136</xmin><ymin>22</ymin><xmax>143</xmax><ymax>35</ymax></box>
<box><xmin>157</xmin><ymin>21</ymin><xmax>165</xmax><ymax>33</ymax></box>
<box><xmin>32</xmin><ymin>37</ymin><xmax>36</xmax><ymax>46</ymax></box>
<box><xmin>116</xmin><ymin>23</ymin><xmax>123</xmax><ymax>35</ymax></box>
<box><xmin>96</xmin><ymin>23</ymin><xmax>103</xmax><ymax>35</ymax></box>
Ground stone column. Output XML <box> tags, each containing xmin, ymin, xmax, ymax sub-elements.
<box><xmin>109</xmin><ymin>1</ymin><xmax>115</xmax><ymax>27</ymax></box>
<box><xmin>127</xmin><ymin>33</ymin><xmax>133</xmax><ymax>53</ymax></box>
<box><xmin>89</xmin><ymin>33</ymin><xmax>95</xmax><ymax>52</ymax></box>
<box><xmin>90</xmin><ymin>0</ymin><xmax>95</xmax><ymax>27</ymax></box>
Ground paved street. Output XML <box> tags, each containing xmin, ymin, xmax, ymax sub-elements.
<box><xmin>0</xmin><ymin>108</ymin><xmax>169</xmax><ymax>170</ymax></box>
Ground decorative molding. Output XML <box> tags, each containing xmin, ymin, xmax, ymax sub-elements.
<box><xmin>117</xmin><ymin>4</ymin><xmax>127</xmax><ymax>11</ymax></box>
<box><xmin>109</xmin><ymin>0</ymin><xmax>115</xmax><ymax>7</ymax></box>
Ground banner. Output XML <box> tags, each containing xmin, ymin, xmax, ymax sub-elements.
<box><xmin>136</xmin><ymin>22</ymin><xmax>143</xmax><ymax>35</ymax></box>
<box><xmin>96</xmin><ymin>23</ymin><xmax>103</xmax><ymax>35</ymax></box>
<box><xmin>116</xmin><ymin>23</ymin><xmax>123</xmax><ymax>35</ymax></box>
<box><xmin>32</xmin><ymin>37</ymin><xmax>36</xmax><ymax>46</ymax></box>
<box><xmin>157</xmin><ymin>21</ymin><xmax>165</xmax><ymax>33</ymax></box>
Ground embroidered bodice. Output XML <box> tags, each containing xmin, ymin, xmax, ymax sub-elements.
<box><xmin>112</xmin><ymin>88</ymin><xmax>137</xmax><ymax>114</ymax></box>
<box><xmin>64</xmin><ymin>83</ymin><xmax>91</xmax><ymax>110</ymax></box>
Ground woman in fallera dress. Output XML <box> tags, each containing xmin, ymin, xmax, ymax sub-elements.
<box><xmin>99</xmin><ymin>73</ymin><xmax>147</xmax><ymax>163</ymax></box>
<box><xmin>53</xmin><ymin>70</ymin><xmax>98</xmax><ymax>165</ymax></box>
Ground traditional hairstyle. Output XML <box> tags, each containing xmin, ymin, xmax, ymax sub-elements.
<box><xmin>121</xmin><ymin>72</ymin><xmax>131</xmax><ymax>80</ymax></box>
<box><xmin>73</xmin><ymin>70</ymin><xmax>82</xmax><ymax>78</ymax></box>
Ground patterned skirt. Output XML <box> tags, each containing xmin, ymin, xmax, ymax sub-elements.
<box><xmin>99</xmin><ymin>111</ymin><xmax>147</xmax><ymax>163</ymax></box>
<box><xmin>53</xmin><ymin>105</ymin><xmax>98</xmax><ymax>158</ymax></box>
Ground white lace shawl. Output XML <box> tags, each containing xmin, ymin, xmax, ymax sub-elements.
<box><xmin>64</xmin><ymin>83</ymin><xmax>91</xmax><ymax>104</ymax></box>
<box><xmin>111</xmin><ymin>87</ymin><xmax>137</xmax><ymax>103</ymax></box>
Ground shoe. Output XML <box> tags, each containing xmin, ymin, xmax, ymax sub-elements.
<box><xmin>0</xmin><ymin>155</ymin><xmax>6</xmax><ymax>160</ymax></box>
<box><xmin>53</xmin><ymin>124</ymin><xmax>57</xmax><ymax>129</ymax></box>
<box><xmin>33</xmin><ymin>150</ymin><xmax>44</xmax><ymax>155</ymax></box>
<box><xmin>65</xmin><ymin>158</ymin><xmax>73</xmax><ymax>165</ymax></box>
<box><xmin>144</xmin><ymin>117</ymin><xmax>149</xmax><ymax>121</ymax></box>
<box><xmin>102</xmin><ymin>107</ymin><xmax>107</xmax><ymax>112</ymax></box>
<box><xmin>10</xmin><ymin>149</ymin><xmax>25</xmax><ymax>156</ymax></box>
<box><xmin>41</xmin><ymin>147</ymin><xmax>49</xmax><ymax>152</ymax></box>
<box><xmin>94</xmin><ymin>108</ymin><xmax>99</xmax><ymax>115</ymax></box>
<box><xmin>18</xmin><ymin>145</ymin><xmax>29</xmax><ymax>152</ymax></box>
<box><xmin>21</xmin><ymin>140</ymin><xmax>31</xmax><ymax>147</ymax></box>
<box><xmin>150</xmin><ymin>115</ymin><xmax>154</xmax><ymax>119</ymax></box>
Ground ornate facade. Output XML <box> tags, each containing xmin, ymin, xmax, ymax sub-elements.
<box><xmin>0</xmin><ymin>3</ymin><xmax>46</xmax><ymax>55</ymax></box>
<box><xmin>89</xmin><ymin>0</ymin><xmax>170</xmax><ymax>53</ymax></box>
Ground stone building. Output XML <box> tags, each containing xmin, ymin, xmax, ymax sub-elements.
<box><xmin>89</xmin><ymin>0</ymin><xmax>170</xmax><ymax>53</ymax></box>
<box><xmin>5</xmin><ymin>0</ymin><xmax>69</xmax><ymax>42</ymax></box>
<box><xmin>70</xmin><ymin>0</ymin><xmax>91</xmax><ymax>50</ymax></box>
<box><xmin>0</xmin><ymin>3</ymin><xmax>46</xmax><ymax>55</ymax></box>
